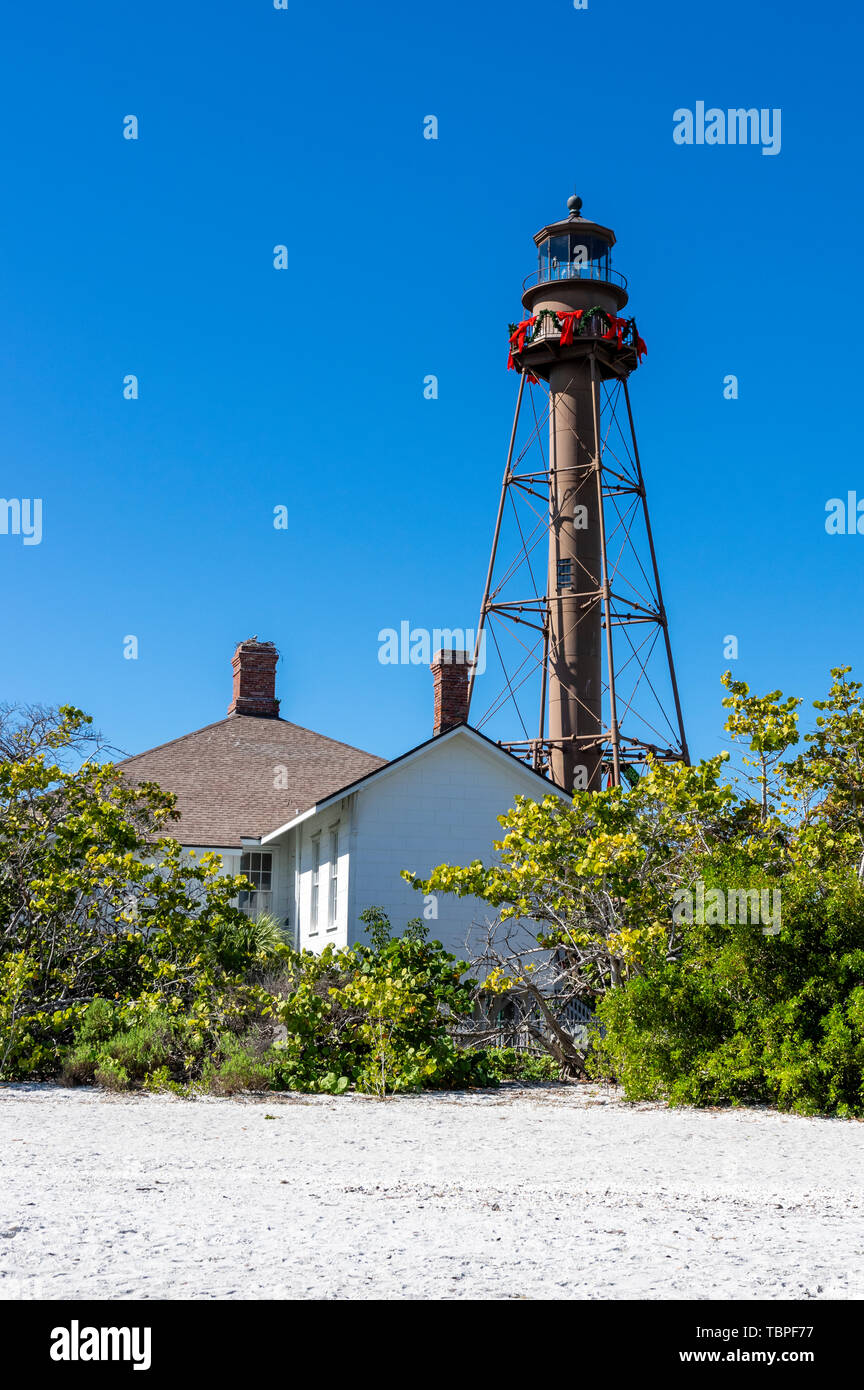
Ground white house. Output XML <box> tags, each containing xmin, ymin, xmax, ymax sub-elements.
<box><xmin>121</xmin><ymin>638</ymin><xmax>569</xmax><ymax>958</ymax></box>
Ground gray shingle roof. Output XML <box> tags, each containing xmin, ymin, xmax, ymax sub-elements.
<box><xmin>119</xmin><ymin>715</ymin><xmax>386</xmax><ymax>847</ymax></box>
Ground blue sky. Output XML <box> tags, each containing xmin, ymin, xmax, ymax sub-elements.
<box><xmin>1</xmin><ymin>0</ymin><xmax>861</xmax><ymax>769</ymax></box>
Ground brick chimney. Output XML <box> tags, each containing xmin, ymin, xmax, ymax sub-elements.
<box><xmin>431</xmin><ymin>649</ymin><xmax>472</xmax><ymax>735</ymax></box>
<box><xmin>228</xmin><ymin>638</ymin><xmax>280</xmax><ymax>718</ymax></box>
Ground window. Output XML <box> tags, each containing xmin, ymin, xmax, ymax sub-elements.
<box><xmin>327</xmin><ymin>829</ymin><xmax>339</xmax><ymax>929</ymax></box>
<box><xmin>557</xmin><ymin>558</ymin><xmax>573</xmax><ymax>591</ymax></box>
<box><xmin>239</xmin><ymin>851</ymin><xmax>273</xmax><ymax>917</ymax></box>
<box><xmin>310</xmin><ymin>836</ymin><xmax>321</xmax><ymax>932</ymax></box>
<box><xmin>549</xmin><ymin>234</ymin><xmax>569</xmax><ymax>276</ymax></box>
<box><xmin>539</xmin><ymin>233</ymin><xmax>611</xmax><ymax>285</ymax></box>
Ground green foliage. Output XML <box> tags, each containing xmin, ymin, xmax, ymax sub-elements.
<box><xmin>587</xmin><ymin>672</ymin><xmax>864</xmax><ymax>1115</ymax></box>
<box><xmin>17</xmin><ymin>664</ymin><xmax>864</xmax><ymax>1115</ymax></box>
<box><xmin>592</xmin><ymin>871</ymin><xmax>864</xmax><ymax>1115</ymax></box>
<box><xmin>405</xmin><ymin>753</ymin><xmax>742</xmax><ymax>1076</ymax></box>
<box><xmin>220</xmin><ymin>911</ymin><xmax>290</xmax><ymax>967</ymax></box>
<box><xmin>483</xmin><ymin>1047</ymin><xmax>559</xmax><ymax>1082</ymax></box>
<box><xmin>265</xmin><ymin>910</ymin><xmax>495</xmax><ymax>1095</ymax></box>
<box><xmin>62</xmin><ymin>1008</ymin><xmax>200</xmax><ymax>1090</ymax></box>
<box><xmin>406</xmin><ymin>754</ymin><xmax>739</xmax><ymax>993</ymax></box>
<box><xmin>203</xmin><ymin>1035</ymin><xmax>276</xmax><ymax>1096</ymax></box>
<box><xmin>333</xmin><ymin>908</ymin><xmax>491</xmax><ymax>1094</ymax></box>
<box><xmin>407</xmin><ymin>668</ymin><xmax>864</xmax><ymax>1115</ymax></box>
<box><xmin>0</xmin><ymin>704</ymin><xmax>283</xmax><ymax>1080</ymax></box>
<box><xmin>50</xmin><ymin>913</ymin><xmax>495</xmax><ymax>1096</ymax></box>
<box><xmin>721</xmin><ymin>670</ymin><xmax>802</xmax><ymax>821</ymax></box>
<box><xmin>1</xmin><ymin>705</ymin><xmax>493</xmax><ymax>1096</ymax></box>
<box><xmin>53</xmin><ymin>904</ymin><xmax>498</xmax><ymax>1097</ymax></box>
<box><xmin>782</xmin><ymin>667</ymin><xmax>864</xmax><ymax>869</ymax></box>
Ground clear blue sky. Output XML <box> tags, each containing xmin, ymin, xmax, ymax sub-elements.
<box><xmin>1</xmin><ymin>0</ymin><xmax>861</xmax><ymax>767</ymax></box>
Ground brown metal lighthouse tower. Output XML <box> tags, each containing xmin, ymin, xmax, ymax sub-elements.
<box><xmin>468</xmin><ymin>195</ymin><xmax>688</xmax><ymax>791</ymax></box>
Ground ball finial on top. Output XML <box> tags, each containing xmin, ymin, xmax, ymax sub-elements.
<box><xmin>567</xmin><ymin>194</ymin><xmax>583</xmax><ymax>217</ymax></box>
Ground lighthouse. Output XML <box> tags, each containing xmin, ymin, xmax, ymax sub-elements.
<box><xmin>469</xmin><ymin>195</ymin><xmax>688</xmax><ymax>792</ymax></box>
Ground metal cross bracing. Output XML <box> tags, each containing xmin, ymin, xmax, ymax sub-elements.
<box><xmin>467</xmin><ymin>359</ymin><xmax>689</xmax><ymax>790</ymax></box>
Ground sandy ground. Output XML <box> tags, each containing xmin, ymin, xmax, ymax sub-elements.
<box><xmin>1</xmin><ymin>1082</ymin><xmax>863</xmax><ymax>1301</ymax></box>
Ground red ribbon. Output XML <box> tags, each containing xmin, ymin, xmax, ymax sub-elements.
<box><xmin>507</xmin><ymin>308</ymin><xmax>646</xmax><ymax>368</ymax></box>
<box><xmin>507</xmin><ymin>317</ymin><xmax>537</xmax><ymax>367</ymax></box>
<box><xmin>557</xmin><ymin>309</ymin><xmax>584</xmax><ymax>346</ymax></box>
<box><xmin>602</xmin><ymin>314</ymin><xmax>627</xmax><ymax>348</ymax></box>
<box><xmin>508</xmin><ymin>317</ymin><xmax>538</xmax><ymax>381</ymax></box>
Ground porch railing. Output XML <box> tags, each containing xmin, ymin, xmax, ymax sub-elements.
<box><xmin>452</xmin><ymin>997</ymin><xmax>594</xmax><ymax>1055</ymax></box>
<box><xmin>523</xmin><ymin>264</ymin><xmax>628</xmax><ymax>293</ymax></box>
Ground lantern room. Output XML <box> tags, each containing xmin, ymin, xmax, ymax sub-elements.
<box><xmin>522</xmin><ymin>195</ymin><xmax>629</xmax><ymax>316</ymax></box>
<box><xmin>537</xmin><ymin>228</ymin><xmax>612</xmax><ymax>284</ymax></box>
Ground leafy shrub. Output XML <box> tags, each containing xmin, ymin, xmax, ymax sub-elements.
<box><xmin>258</xmin><ymin>910</ymin><xmax>495</xmax><ymax>1096</ymax></box>
<box><xmin>62</xmin><ymin>1008</ymin><xmax>200</xmax><ymax>1089</ymax></box>
<box><xmin>55</xmin><ymin>911</ymin><xmax>494</xmax><ymax>1096</ymax></box>
<box><xmin>0</xmin><ymin>705</ymin><xmax>286</xmax><ymax>1081</ymax></box>
<box><xmin>204</xmin><ymin>1037</ymin><xmax>274</xmax><ymax>1096</ymax></box>
<box><xmin>330</xmin><ymin>909</ymin><xmax>496</xmax><ymax>1094</ymax></box>
<box><xmin>93</xmin><ymin>1056</ymin><xmax>130</xmax><ymax>1092</ymax></box>
<box><xmin>409</xmin><ymin>667</ymin><xmax>864</xmax><ymax>1115</ymax></box>
<box><xmin>592</xmin><ymin>872</ymin><xmax>864</xmax><ymax>1116</ymax></box>
<box><xmin>484</xmin><ymin>1047</ymin><xmax>559</xmax><ymax>1082</ymax></box>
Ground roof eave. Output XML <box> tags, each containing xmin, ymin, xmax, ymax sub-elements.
<box><xmin>260</xmin><ymin>724</ymin><xmax>569</xmax><ymax>844</ymax></box>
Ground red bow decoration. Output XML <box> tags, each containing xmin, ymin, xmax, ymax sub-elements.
<box><xmin>602</xmin><ymin>314</ymin><xmax>627</xmax><ymax>348</ymax></box>
<box><xmin>507</xmin><ymin>317</ymin><xmax>537</xmax><ymax>371</ymax></box>
<box><xmin>557</xmin><ymin>309</ymin><xmax>584</xmax><ymax>346</ymax></box>
<box><xmin>507</xmin><ymin>307</ymin><xmax>645</xmax><ymax>371</ymax></box>
<box><xmin>508</xmin><ymin>317</ymin><xmax>540</xmax><ymax>382</ymax></box>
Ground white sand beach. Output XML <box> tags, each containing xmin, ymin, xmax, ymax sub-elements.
<box><xmin>1</xmin><ymin>1083</ymin><xmax>862</xmax><ymax>1301</ymax></box>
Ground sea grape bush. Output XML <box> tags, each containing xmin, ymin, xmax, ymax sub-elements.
<box><xmin>591</xmin><ymin>866</ymin><xmax>864</xmax><ymax>1115</ymax></box>
<box><xmin>60</xmin><ymin>917</ymin><xmax>492</xmax><ymax>1096</ymax></box>
<box><xmin>410</xmin><ymin>669</ymin><xmax>864</xmax><ymax>1115</ymax></box>
<box><xmin>0</xmin><ymin>704</ymin><xmax>274</xmax><ymax>1080</ymax></box>
<box><xmin>0</xmin><ymin>703</ymin><xmax>490</xmax><ymax>1094</ymax></box>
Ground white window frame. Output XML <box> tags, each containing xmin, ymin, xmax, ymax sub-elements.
<box><xmin>239</xmin><ymin>850</ymin><xmax>273</xmax><ymax>918</ymax></box>
<box><xmin>310</xmin><ymin>835</ymin><xmax>321</xmax><ymax>933</ymax></box>
<box><xmin>327</xmin><ymin>826</ymin><xmax>340</xmax><ymax>930</ymax></box>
